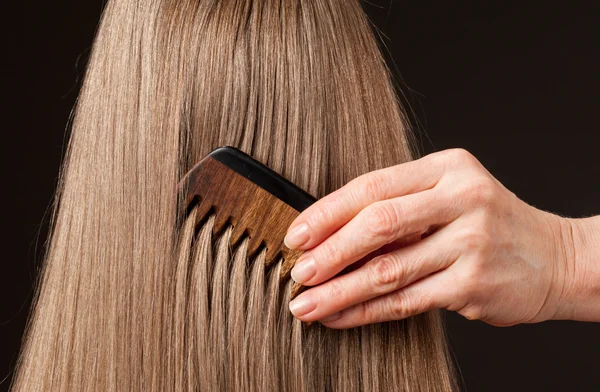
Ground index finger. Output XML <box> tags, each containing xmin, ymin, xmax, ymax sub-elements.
<box><xmin>283</xmin><ymin>152</ymin><xmax>447</xmax><ymax>251</ymax></box>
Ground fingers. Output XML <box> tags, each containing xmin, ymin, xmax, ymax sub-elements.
<box><xmin>284</xmin><ymin>152</ymin><xmax>448</xmax><ymax>250</ymax></box>
<box><xmin>319</xmin><ymin>268</ymin><xmax>461</xmax><ymax>329</ymax></box>
<box><xmin>290</xmin><ymin>188</ymin><xmax>461</xmax><ymax>286</ymax></box>
<box><xmin>288</xmin><ymin>224</ymin><xmax>460</xmax><ymax>322</ymax></box>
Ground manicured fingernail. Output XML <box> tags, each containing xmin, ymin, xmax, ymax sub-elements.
<box><xmin>290</xmin><ymin>257</ymin><xmax>316</xmax><ymax>284</ymax></box>
<box><xmin>320</xmin><ymin>312</ymin><xmax>341</xmax><ymax>323</ymax></box>
<box><xmin>284</xmin><ymin>223</ymin><xmax>310</xmax><ymax>249</ymax></box>
<box><xmin>289</xmin><ymin>295</ymin><xmax>317</xmax><ymax>317</ymax></box>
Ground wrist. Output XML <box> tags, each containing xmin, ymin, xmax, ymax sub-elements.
<box><xmin>551</xmin><ymin>215</ymin><xmax>600</xmax><ymax>321</ymax></box>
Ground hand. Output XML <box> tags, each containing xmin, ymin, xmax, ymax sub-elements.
<box><xmin>284</xmin><ymin>148</ymin><xmax>580</xmax><ymax>328</ymax></box>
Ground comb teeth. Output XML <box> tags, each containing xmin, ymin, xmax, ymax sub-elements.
<box><xmin>181</xmin><ymin>154</ymin><xmax>309</xmax><ymax>281</ymax></box>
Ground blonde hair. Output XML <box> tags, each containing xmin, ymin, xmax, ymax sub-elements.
<box><xmin>13</xmin><ymin>0</ymin><xmax>457</xmax><ymax>390</ymax></box>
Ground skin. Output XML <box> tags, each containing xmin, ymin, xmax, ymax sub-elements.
<box><xmin>284</xmin><ymin>148</ymin><xmax>600</xmax><ymax>328</ymax></box>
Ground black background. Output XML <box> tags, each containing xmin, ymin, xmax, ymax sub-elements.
<box><xmin>2</xmin><ymin>1</ymin><xmax>599</xmax><ymax>391</ymax></box>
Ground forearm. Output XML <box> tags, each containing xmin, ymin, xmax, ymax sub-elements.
<box><xmin>555</xmin><ymin>215</ymin><xmax>600</xmax><ymax>322</ymax></box>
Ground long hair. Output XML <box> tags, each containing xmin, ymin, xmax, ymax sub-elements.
<box><xmin>13</xmin><ymin>0</ymin><xmax>457</xmax><ymax>390</ymax></box>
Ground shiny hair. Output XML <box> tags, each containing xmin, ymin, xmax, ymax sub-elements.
<box><xmin>13</xmin><ymin>0</ymin><xmax>457</xmax><ymax>390</ymax></box>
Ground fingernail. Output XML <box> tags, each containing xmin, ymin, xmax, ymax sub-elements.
<box><xmin>320</xmin><ymin>312</ymin><xmax>342</xmax><ymax>323</ymax></box>
<box><xmin>290</xmin><ymin>257</ymin><xmax>316</xmax><ymax>284</ymax></box>
<box><xmin>284</xmin><ymin>223</ymin><xmax>310</xmax><ymax>249</ymax></box>
<box><xmin>289</xmin><ymin>295</ymin><xmax>317</xmax><ymax>317</ymax></box>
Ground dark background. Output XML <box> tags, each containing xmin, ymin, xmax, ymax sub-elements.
<box><xmin>2</xmin><ymin>1</ymin><xmax>599</xmax><ymax>391</ymax></box>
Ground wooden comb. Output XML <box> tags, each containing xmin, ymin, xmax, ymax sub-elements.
<box><xmin>178</xmin><ymin>146</ymin><xmax>317</xmax><ymax>289</ymax></box>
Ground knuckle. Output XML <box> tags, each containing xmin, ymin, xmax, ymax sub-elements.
<box><xmin>455</xmin><ymin>227</ymin><xmax>493</xmax><ymax>254</ymax></box>
<box><xmin>459</xmin><ymin>304</ymin><xmax>484</xmax><ymax>321</ymax></box>
<box><xmin>308</xmin><ymin>203</ymin><xmax>334</xmax><ymax>228</ymax></box>
<box><xmin>466</xmin><ymin>178</ymin><xmax>498</xmax><ymax>208</ymax></box>
<box><xmin>359</xmin><ymin>172</ymin><xmax>387</xmax><ymax>202</ymax></box>
<box><xmin>326</xmin><ymin>279</ymin><xmax>347</xmax><ymax>302</ymax></box>
<box><xmin>359</xmin><ymin>298</ymin><xmax>381</xmax><ymax>323</ymax></box>
<box><xmin>455</xmin><ymin>227</ymin><xmax>478</xmax><ymax>250</ymax></box>
<box><xmin>452</xmin><ymin>148</ymin><xmax>477</xmax><ymax>165</ymax></box>
<box><xmin>317</xmin><ymin>240</ymin><xmax>341</xmax><ymax>267</ymax></box>
<box><xmin>369</xmin><ymin>255</ymin><xmax>402</xmax><ymax>289</ymax></box>
<box><xmin>439</xmin><ymin>148</ymin><xmax>476</xmax><ymax>167</ymax></box>
<box><xmin>364</xmin><ymin>202</ymin><xmax>400</xmax><ymax>239</ymax></box>
<box><xmin>387</xmin><ymin>293</ymin><xmax>411</xmax><ymax>320</ymax></box>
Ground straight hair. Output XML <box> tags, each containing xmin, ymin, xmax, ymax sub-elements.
<box><xmin>13</xmin><ymin>0</ymin><xmax>457</xmax><ymax>390</ymax></box>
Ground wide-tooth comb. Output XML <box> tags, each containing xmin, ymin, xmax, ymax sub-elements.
<box><xmin>178</xmin><ymin>146</ymin><xmax>316</xmax><ymax>294</ymax></box>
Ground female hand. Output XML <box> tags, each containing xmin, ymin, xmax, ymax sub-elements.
<box><xmin>284</xmin><ymin>148</ymin><xmax>599</xmax><ymax>328</ymax></box>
